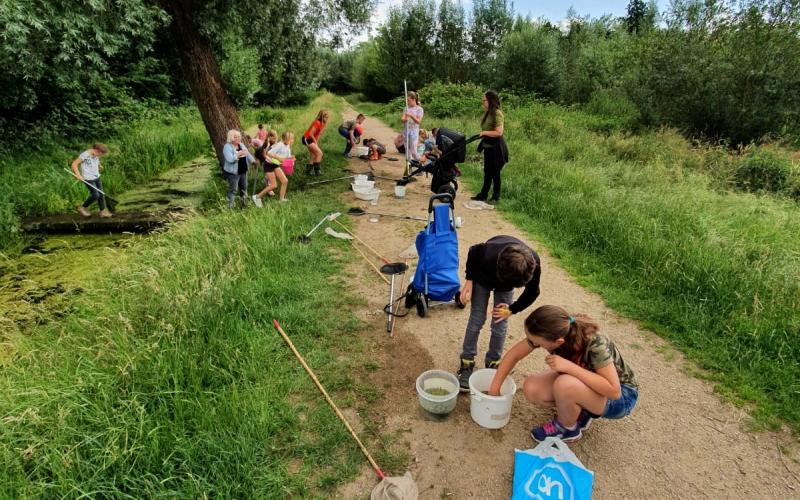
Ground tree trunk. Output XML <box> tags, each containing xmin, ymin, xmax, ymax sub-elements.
<box><xmin>159</xmin><ymin>0</ymin><xmax>241</xmax><ymax>167</ymax></box>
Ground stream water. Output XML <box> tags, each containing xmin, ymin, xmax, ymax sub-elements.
<box><xmin>0</xmin><ymin>157</ymin><xmax>215</xmax><ymax>353</ymax></box>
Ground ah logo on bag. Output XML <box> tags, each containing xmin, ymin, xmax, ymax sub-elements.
<box><xmin>524</xmin><ymin>463</ymin><xmax>574</xmax><ymax>500</ymax></box>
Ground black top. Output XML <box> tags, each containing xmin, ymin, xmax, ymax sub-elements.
<box><xmin>237</xmin><ymin>144</ymin><xmax>248</xmax><ymax>175</ymax></box>
<box><xmin>464</xmin><ymin>235</ymin><xmax>541</xmax><ymax>314</ymax></box>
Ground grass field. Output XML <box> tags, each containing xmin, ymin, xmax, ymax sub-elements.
<box><xmin>0</xmin><ymin>94</ymin><xmax>404</xmax><ymax>496</ymax></box>
<box><xmin>362</xmin><ymin>94</ymin><xmax>800</xmax><ymax>431</ymax></box>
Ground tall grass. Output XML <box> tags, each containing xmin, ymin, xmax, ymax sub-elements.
<box><xmin>367</xmin><ymin>96</ymin><xmax>800</xmax><ymax>430</ymax></box>
<box><xmin>0</xmin><ymin>107</ymin><xmax>211</xmax><ymax>250</ymax></box>
<box><xmin>1</xmin><ymin>94</ymin><xmax>391</xmax><ymax>495</ymax></box>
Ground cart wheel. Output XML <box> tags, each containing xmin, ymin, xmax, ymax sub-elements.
<box><xmin>404</xmin><ymin>285</ymin><xmax>417</xmax><ymax>309</ymax></box>
<box><xmin>455</xmin><ymin>293</ymin><xmax>466</xmax><ymax>309</ymax></box>
<box><xmin>416</xmin><ymin>297</ymin><xmax>428</xmax><ymax>318</ymax></box>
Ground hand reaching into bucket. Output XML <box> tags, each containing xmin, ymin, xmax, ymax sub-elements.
<box><xmin>492</xmin><ymin>303</ymin><xmax>512</xmax><ymax>324</ymax></box>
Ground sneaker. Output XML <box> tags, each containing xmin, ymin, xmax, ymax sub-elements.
<box><xmin>577</xmin><ymin>409</ymin><xmax>598</xmax><ymax>431</ymax></box>
<box><xmin>98</xmin><ymin>209</ymin><xmax>113</xmax><ymax>218</ymax></box>
<box><xmin>251</xmin><ymin>195</ymin><xmax>263</xmax><ymax>208</ymax></box>
<box><xmin>470</xmin><ymin>194</ymin><xmax>487</xmax><ymax>201</ymax></box>
<box><xmin>77</xmin><ymin>206</ymin><xmax>91</xmax><ymax>217</ymax></box>
<box><xmin>456</xmin><ymin>358</ymin><xmax>475</xmax><ymax>392</ymax></box>
<box><xmin>531</xmin><ymin>418</ymin><xmax>582</xmax><ymax>443</ymax></box>
<box><xmin>485</xmin><ymin>359</ymin><xmax>500</xmax><ymax>369</ymax></box>
<box><xmin>280</xmin><ymin>198</ymin><xmax>289</xmax><ymax>203</ymax></box>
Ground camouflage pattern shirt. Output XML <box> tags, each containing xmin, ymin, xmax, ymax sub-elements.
<box><xmin>582</xmin><ymin>334</ymin><xmax>638</xmax><ymax>388</ymax></box>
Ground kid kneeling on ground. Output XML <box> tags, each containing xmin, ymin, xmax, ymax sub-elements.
<box><xmin>488</xmin><ymin>305</ymin><xmax>639</xmax><ymax>443</ymax></box>
<box><xmin>456</xmin><ymin>235</ymin><xmax>541</xmax><ymax>391</ymax></box>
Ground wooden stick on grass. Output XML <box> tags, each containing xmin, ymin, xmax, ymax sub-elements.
<box><xmin>272</xmin><ymin>319</ymin><xmax>386</xmax><ymax>480</ymax></box>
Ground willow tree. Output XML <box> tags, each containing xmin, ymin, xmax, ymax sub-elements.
<box><xmin>0</xmin><ymin>0</ymin><xmax>369</xmax><ymax>163</ymax></box>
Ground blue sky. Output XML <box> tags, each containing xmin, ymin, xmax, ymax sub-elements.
<box><xmin>513</xmin><ymin>0</ymin><xmax>670</xmax><ymax>22</ymax></box>
<box><xmin>362</xmin><ymin>0</ymin><xmax>672</xmax><ymax>40</ymax></box>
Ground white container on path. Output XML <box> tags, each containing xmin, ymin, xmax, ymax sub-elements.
<box><xmin>469</xmin><ymin>368</ymin><xmax>517</xmax><ymax>429</ymax></box>
<box><xmin>353</xmin><ymin>174</ymin><xmax>369</xmax><ymax>182</ymax></box>
<box><xmin>354</xmin><ymin>187</ymin><xmax>380</xmax><ymax>202</ymax></box>
<box><xmin>416</xmin><ymin>369</ymin><xmax>459</xmax><ymax>415</ymax></box>
<box><xmin>355</xmin><ymin>146</ymin><xmax>369</xmax><ymax>156</ymax></box>
<box><xmin>394</xmin><ymin>185</ymin><xmax>406</xmax><ymax>198</ymax></box>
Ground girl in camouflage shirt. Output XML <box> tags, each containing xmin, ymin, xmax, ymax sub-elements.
<box><xmin>488</xmin><ymin>305</ymin><xmax>638</xmax><ymax>442</ymax></box>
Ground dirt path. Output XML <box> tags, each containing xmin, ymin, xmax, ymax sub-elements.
<box><xmin>334</xmin><ymin>104</ymin><xmax>800</xmax><ymax>499</ymax></box>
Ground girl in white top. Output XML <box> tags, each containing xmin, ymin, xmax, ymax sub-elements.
<box><xmin>400</xmin><ymin>91</ymin><xmax>424</xmax><ymax>161</ymax></box>
<box><xmin>71</xmin><ymin>143</ymin><xmax>111</xmax><ymax>217</ymax></box>
<box><xmin>253</xmin><ymin>131</ymin><xmax>294</xmax><ymax>204</ymax></box>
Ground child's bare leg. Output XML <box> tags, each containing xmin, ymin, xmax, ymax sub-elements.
<box><xmin>523</xmin><ymin>370</ymin><xmax>559</xmax><ymax>407</ymax></box>
<box><xmin>257</xmin><ymin>172</ymin><xmax>277</xmax><ymax>198</ymax></box>
<box><xmin>275</xmin><ymin>168</ymin><xmax>288</xmax><ymax>200</ymax></box>
<box><xmin>552</xmin><ymin>374</ymin><xmax>608</xmax><ymax>427</ymax></box>
<box><xmin>308</xmin><ymin>143</ymin><xmax>323</xmax><ymax>163</ymax></box>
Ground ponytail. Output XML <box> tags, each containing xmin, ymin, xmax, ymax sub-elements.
<box><xmin>524</xmin><ymin>305</ymin><xmax>599</xmax><ymax>365</ymax></box>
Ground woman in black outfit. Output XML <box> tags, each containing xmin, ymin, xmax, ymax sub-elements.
<box><xmin>472</xmin><ymin>90</ymin><xmax>509</xmax><ymax>203</ymax></box>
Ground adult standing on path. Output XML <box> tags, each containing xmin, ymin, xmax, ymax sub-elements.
<box><xmin>472</xmin><ymin>90</ymin><xmax>509</xmax><ymax>203</ymax></box>
<box><xmin>302</xmin><ymin>109</ymin><xmax>329</xmax><ymax>176</ymax></box>
<box><xmin>222</xmin><ymin>129</ymin><xmax>255</xmax><ymax>208</ymax></box>
<box><xmin>401</xmin><ymin>91</ymin><xmax>424</xmax><ymax>161</ymax></box>
<box><xmin>71</xmin><ymin>143</ymin><xmax>112</xmax><ymax>218</ymax></box>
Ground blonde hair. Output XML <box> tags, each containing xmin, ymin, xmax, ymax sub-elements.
<box><xmin>407</xmin><ymin>91</ymin><xmax>419</xmax><ymax>105</ymax></box>
<box><xmin>226</xmin><ymin>129</ymin><xmax>241</xmax><ymax>143</ymax></box>
<box><xmin>282</xmin><ymin>131</ymin><xmax>294</xmax><ymax>143</ymax></box>
<box><xmin>267</xmin><ymin>130</ymin><xmax>278</xmax><ymax>143</ymax></box>
<box><xmin>419</xmin><ymin>129</ymin><xmax>428</xmax><ymax>140</ymax></box>
<box><xmin>315</xmin><ymin>109</ymin><xmax>330</xmax><ymax>123</ymax></box>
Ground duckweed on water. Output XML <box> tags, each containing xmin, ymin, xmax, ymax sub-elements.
<box><xmin>425</xmin><ymin>387</ymin><xmax>451</xmax><ymax>397</ymax></box>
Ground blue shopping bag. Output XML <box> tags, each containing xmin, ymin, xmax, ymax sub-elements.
<box><xmin>512</xmin><ymin>437</ymin><xmax>594</xmax><ymax>500</ymax></box>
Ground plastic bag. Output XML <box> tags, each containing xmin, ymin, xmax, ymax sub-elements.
<box><xmin>512</xmin><ymin>437</ymin><xmax>594</xmax><ymax>500</ymax></box>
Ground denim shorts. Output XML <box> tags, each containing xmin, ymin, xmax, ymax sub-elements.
<box><xmin>602</xmin><ymin>384</ymin><xmax>638</xmax><ymax>419</ymax></box>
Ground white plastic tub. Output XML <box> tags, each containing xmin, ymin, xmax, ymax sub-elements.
<box><xmin>394</xmin><ymin>185</ymin><xmax>406</xmax><ymax>198</ymax></box>
<box><xmin>416</xmin><ymin>369</ymin><xmax>459</xmax><ymax>415</ymax></box>
<box><xmin>353</xmin><ymin>188</ymin><xmax>380</xmax><ymax>202</ymax></box>
<box><xmin>355</xmin><ymin>146</ymin><xmax>370</xmax><ymax>156</ymax></box>
<box><xmin>353</xmin><ymin>174</ymin><xmax>369</xmax><ymax>182</ymax></box>
<box><xmin>351</xmin><ymin>181</ymin><xmax>375</xmax><ymax>191</ymax></box>
<box><xmin>469</xmin><ymin>368</ymin><xmax>517</xmax><ymax>429</ymax></box>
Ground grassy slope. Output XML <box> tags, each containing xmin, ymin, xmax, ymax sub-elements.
<box><xmin>364</xmin><ymin>97</ymin><xmax>800</xmax><ymax>431</ymax></box>
<box><xmin>1</xmin><ymin>93</ymin><xmax>395</xmax><ymax>496</ymax></box>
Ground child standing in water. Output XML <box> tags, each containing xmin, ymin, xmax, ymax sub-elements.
<box><xmin>71</xmin><ymin>143</ymin><xmax>111</xmax><ymax>217</ymax></box>
<box><xmin>488</xmin><ymin>305</ymin><xmax>639</xmax><ymax>442</ymax></box>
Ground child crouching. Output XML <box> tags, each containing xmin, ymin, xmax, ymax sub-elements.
<box><xmin>488</xmin><ymin>305</ymin><xmax>639</xmax><ymax>442</ymax></box>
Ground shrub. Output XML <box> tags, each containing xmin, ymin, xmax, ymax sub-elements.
<box><xmin>733</xmin><ymin>150</ymin><xmax>791</xmax><ymax>194</ymax></box>
<box><xmin>584</xmin><ymin>88</ymin><xmax>641</xmax><ymax>132</ymax></box>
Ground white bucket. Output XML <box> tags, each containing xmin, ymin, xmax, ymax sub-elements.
<box><xmin>353</xmin><ymin>174</ymin><xmax>369</xmax><ymax>182</ymax></box>
<box><xmin>469</xmin><ymin>368</ymin><xmax>517</xmax><ymax>429</ymax></box>
<box><xmin>355</xmin><ymin>146</ymin><xmax>369</xmax><ymax>156</ymax></box>
<box><xmin>416</xmin><ymin>369</ymin><xmax>459</xmax><ymax>415</ymax></box>
<box><xmin>394</xmin><ymin>185</ymin><xmax>406</xmax><ymax>198</ymax></box>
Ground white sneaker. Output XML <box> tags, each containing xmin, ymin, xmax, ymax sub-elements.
<box><xmin>252</xmin><ymin>195</ymin><xmax>263</xmax><ymax>208</ymax></box>
<box><xmin>280</xmin><ymin>198</ymin><xmax>289</xmax><ymax>202</ymax></box>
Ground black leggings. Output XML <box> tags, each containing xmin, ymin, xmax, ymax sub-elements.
<box><xmin>82</xmin><ymin>178</ymin><xmax>106</xmax><ymax>210</ymax></box>
<box><xmin>478</xmin><ymin>152</ymin><xmax>504</xmax><ymax>201</ymax></box>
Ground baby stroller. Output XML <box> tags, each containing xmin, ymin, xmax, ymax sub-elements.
<box><xmin>399</xmin><ymin>128</ymin><xmax>481</xmax><ymax>196</ymax></box>
<box><xmin>404</xmin><ymin>192</ymin><xmax>467</xmax><ymax>317</ymax></box>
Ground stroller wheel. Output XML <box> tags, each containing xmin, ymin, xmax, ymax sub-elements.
<box><xmin>416</xmin><ymin>297</ymin><xmax>428</xmax><ymax>318</ymax></box>
<box><xmin>455</xmin><ymin>293</ymin><xmax>466</xmax><ymax>309</ymax></box>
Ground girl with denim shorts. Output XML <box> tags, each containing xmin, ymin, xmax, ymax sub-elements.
<box><xmin>488</xmin><ymin>305</ymin><xmax>638</xmax><ymax>443</ymax></box>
